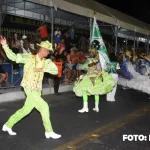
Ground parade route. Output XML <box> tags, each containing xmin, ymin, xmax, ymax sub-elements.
<box><xmin>0</xmin><ymin>86</ymin><xmax>150</xmax><ymax>150</ymax></box>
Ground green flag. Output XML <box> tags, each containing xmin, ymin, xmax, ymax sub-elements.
<box><xmin>91</xmin><ymin>16</ymin><xmax>110</xmax><ymax>68</ymax></box>
<box><xmin>91</xmin><ymin>16</ymin><xmax>117</xmax><ymax>73</ymax></box>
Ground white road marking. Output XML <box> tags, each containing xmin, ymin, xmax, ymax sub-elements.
<box><xmin>0</xmin><ymin>109</ymin><xmax>6</xmax><ymax>112</ymax></box>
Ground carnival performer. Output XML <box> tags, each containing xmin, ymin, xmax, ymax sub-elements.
<box><xmin>0</xmin><ymin>36</ymin><xmax>61</xmax><ymax>139</ymax></box>
<box><xmin>106</xmin><ymin>53</ymin><xmax>127</xmax><ymax>102</ymax></box>
<box><xmin>143</xmin><ymin>55</ymin><xmax>150</xmax><ymax>75</ymax></box>
<box><xmin>138</xmin><ymin>54</ymin><xmax>150</xmax><ymax>76</ymax></box>
<box><xmin>93</xmin><ymin>51</ymin><xmax>124</xmax><ymax>102</ymax></box>
<box><xmin>73</xmin><ymin>16</ymin><xmax>115</xmax><ymax>113</ymax></box>
<box><xmin>73</xmin><ymin>57</ymin><xmax>115</xmax><ymax>113</ymax></box>
<box><xmin>118</xmin><ymin>50</ymin><xmax>150</xmax><ymax>94</ymax></box>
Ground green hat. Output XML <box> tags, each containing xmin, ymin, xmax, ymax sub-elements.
<box><xmin>37</xmin><ymin>40</ymin><xmax>53</xmax><ymax>51</ymax></box>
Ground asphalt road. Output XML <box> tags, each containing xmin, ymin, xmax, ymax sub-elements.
<box><xmin>0</xmin><ymin>86</ymin><xmax>150</xmax><ymax>150</ymax></box>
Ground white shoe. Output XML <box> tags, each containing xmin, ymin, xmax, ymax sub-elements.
<box><xmin>2</xmin><ymin>124</ymin><xmax>17</xmax><ymax>135</ymax></box>
<box><xmin>78</xmin><ymin>102</ymin><xmax>89</xmax><ymax>113</ymax></box>
<box><xmin>93</xmin><ymin>107</ymin><xmax>99</xmax><ymax>112</ymax></box>
<box><xmin>106</xmin><ymin>94</ymin><xmax>111</xmax><ymax>101</ymax></box>
<box><xmin>93</xmin><ymin>102</ymin><xmax>99</xmax><ymax>112</ymax></box>
<box><xmin>78</xmin><ymin>108</ymin><xmax>89</xmax><ymax>113</ymax></box>
<box><xmin>45</xmin><ymin>132</ymin><xmax>61</xmax><ymax>139</ymax></box>
<box><xmin>111</xmin><ymin>97</ymin><xmax>115</xmax><ymax>102</ymax></box>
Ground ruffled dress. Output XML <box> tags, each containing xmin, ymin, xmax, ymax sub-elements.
<box><xmin>118</xmin><ymin>61</ymin><xmax>150</xmax><ymax>94</ymax></box>
<box><xmin>73</xmin><ymin>58</ymin><xmax>115</xmax><ymax>97</ymax></box>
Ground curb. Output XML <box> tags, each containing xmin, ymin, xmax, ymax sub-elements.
<box><xmin>0</xmin><ymin>84</ymin><xmax>74</xmax><ymax>103</ymax></box>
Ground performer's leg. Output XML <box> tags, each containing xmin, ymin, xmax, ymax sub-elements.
<box><xmin>93</xmin><ymin>95</ymin><xmax>99</xmax><ymax>112</ymax></box>
<box><xmin>106</xmin><ymin>91</ymin><xmax>111</xmax><ymax>101</ymax></box>
<box><xmin>78</xmin><ymin>92</ymin><xmax>89</xmax><ymax>113</ymax></box>
<box><xmin>2</xmin><ymin>89</ymin><xmax>34</xmax><ymax>135</ymax></box>
<box><xmin>111</xmin><ymin>74</ymin><xmax>118</xmax><ymax>101</ymax></box>
<box><xmin>31</xmin><ymin>90</ymin><xmax>61</xmax><ymax>139</ymax></box>
<box><xmin>107</xmin><ymin>74</ymin><xmax>118</xmax><ymax>102</ymax></box>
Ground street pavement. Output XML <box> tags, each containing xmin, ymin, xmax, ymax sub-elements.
<box><xmin>0</xmin><ymin>86</ymin><xmax>150</xmax><ymax>150</ymax></box>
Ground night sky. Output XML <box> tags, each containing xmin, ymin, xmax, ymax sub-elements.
<box><xmin>96</xmin><ymin>0</ymin><xmax>150</xmax><ymax>24</ymax></box>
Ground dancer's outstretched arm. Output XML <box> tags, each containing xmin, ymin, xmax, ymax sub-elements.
<box><xmin>0</xmin><ymin>36</ymin><xmax>17</xmax><ymax>61</ymax></box>
<box><xmin>0</xmin><ymin>36</ymin><xmax>30</xmax><ymax>64</ymax></box>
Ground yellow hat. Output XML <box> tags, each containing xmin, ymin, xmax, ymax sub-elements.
<box><xmin>37</xmin><ymin>40</ymin><xmax>53</xmax><ymax>51</ymax></box>
<box><xmin>133</xmin><ymin>54</ymin><xmax>138</xmax><ymax>61</ymax></box>
<box><xmin>124</xmin><ymin>50</ymin><xmax>132</xmax><ymax>57</ymax></box>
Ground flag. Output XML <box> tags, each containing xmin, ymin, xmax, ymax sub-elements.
<box><xmin>91</xmin><ymin>16</ymin><xmax>117</xmax><ymax>73</ymax></box>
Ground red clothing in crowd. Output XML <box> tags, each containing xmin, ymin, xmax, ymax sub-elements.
<box><xmin>53</xmin><ymin>60</ymin><xmax>63</xmax><ymax>78</ymax></box>
<box><xmin>40</xmin><ymin>26</ymin><xmax>48</xmax><ymax>38</ymax></box>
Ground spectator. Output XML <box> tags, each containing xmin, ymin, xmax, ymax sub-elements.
<box><xmin>22</xmin><ymin>39</ymin><xmax>31</xmax><ymax>54</ymax></box>
<box><xmin>0</xmin><ymin>68</ymin><xmax>8</xmax><ymax>87</ymax></box>
<box><xmin>76</xmin><ymin>50</ymin><xmax>86</xmax><ymax>77</ymax></box>
<box><xmin>54</xmin><ymin>28</ymin><xmax>61</xmax><ymax>45</ymax></box>
<box><xmin>64</xmin><ymin>32</ymin><xmax>71</xmax><ymax>53</ymax></box>
<box><xmin>55</xmin><ymin>50</ymin><xmax>68</xmax><ymax>84</ymax></box>
<box><xmin>11</xmin><ymin>33</ymin><xmax>21</xmax><ymax>54</ymax></box>
<box><xmin>22</xmin><ymin>39</ymin><xmax>36</xmax><ymax>55</ymax></box>
<box><xmin>11</xmin><ymin>33</ymin><xmax>22</xmax><ymax>74</ymax></box>
<box><xmin>20</xmin><ymin>34</ymin><xmax>27</xmax><ymax>48</ymax></box>
<box><xmin>57</xmin><ymin>39</ymin><xmax>65</xmax><ymax>54</ymax></box>
<box><xmin>53</xmin><ymin>57</ymin><xmax>63</xmax><ymax>95</ymax></box>
<box><xmin>0</xmin><ymin>48</ymin><xmax>8</xmax><ymax>87</ymax></box>
<box><xmin>66</xmin><ymin>48</ymin><xmax>78</xmax><ymax>83</ymax></box>
<box><xmin>36</xmin><ymin>23</ymin><xmax>48</xmax><ymax>41</ymax></box>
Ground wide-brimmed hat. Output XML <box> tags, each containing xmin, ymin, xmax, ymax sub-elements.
<box><xmin>37</xmin><ymin>40</ymin><xmax>53</xmax><ymax>51</ymax></box>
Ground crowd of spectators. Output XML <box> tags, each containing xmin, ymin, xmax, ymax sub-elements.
<box><xmin>0</xmin><ymin>25</ymin><xmax>89</xmax><ymax>89</ymax></box>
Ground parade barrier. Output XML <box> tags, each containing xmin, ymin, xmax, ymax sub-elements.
<box><xmin>0</xmin><ymin>28</ymin><xmax>37</xmax><ymax>42</ymax></box>
<box><xmin>0</xmin><ymin>83</ymin><xmax>74</xmax><ymax>103</ymax></box>
<box><xmin>0</xmin><ymin>62</ymin><xmax>74</xmax><ymax>103</ymax></box>
<box><xmin>1</xmin><ymin>63</ymin><xmax>24</xmax><ymax>87</ymax></box>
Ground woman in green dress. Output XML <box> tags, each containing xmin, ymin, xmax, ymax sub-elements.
<box><xmin>73</xmin><ymin>55</ymin><xmax>115</xmax><ymax>113</ymax></box>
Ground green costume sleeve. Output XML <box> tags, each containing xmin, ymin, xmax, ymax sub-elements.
<box><xmin>2</xmin><ymin>45</ymin><xmax>30</xmax><ymax>64</ymax></box>
<box><xmin>2</xmin><ymin>45</ymin><xmax>17</xmax><ymax>62</ymax></box>
<box><xmin>44</xmin><ymin>59</ymin><xmax>58</xmax><ymax>75</ymax></box>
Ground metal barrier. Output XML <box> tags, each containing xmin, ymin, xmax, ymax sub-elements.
<box><xmin>0</xmin><ymin>63</ymin><xmax>13</xmax><ymax>88</ymax></box>
<box><xmin>0</xmin><ymin>28</ymin><xmax>37</xmax><ymax>42</ymax></box>
<box><xmin>0</xmin><ymin>62</ymin><xmax>55</xmax><ymax>89</ymax></box>
<box><xmin>0</xmin><ymin>60</ymin><xmax>82</xmax><ymax>90</ymax></box>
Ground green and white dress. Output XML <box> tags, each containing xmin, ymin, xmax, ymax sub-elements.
<box><xmin>73</xmin><ymin>58</ymin><xmax>115</xmax><ymax>97</ymax></box>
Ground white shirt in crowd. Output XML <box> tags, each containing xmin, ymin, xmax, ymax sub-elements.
<box><xmin>22</xmin><ymin>47</ymin><xmax>31</xmax><ymax>54</ymax></box>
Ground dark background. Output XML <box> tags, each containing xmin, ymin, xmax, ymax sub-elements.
<box><xmin>96</xmin><ymin>0</ymin><xmax>150</xmax><ymax>24</ymax></box>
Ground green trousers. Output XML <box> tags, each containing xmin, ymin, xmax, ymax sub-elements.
<box><xmin>5</xmin><ymin>88</ymin><xmax>53</xmax><ymax>132</ymax></box>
